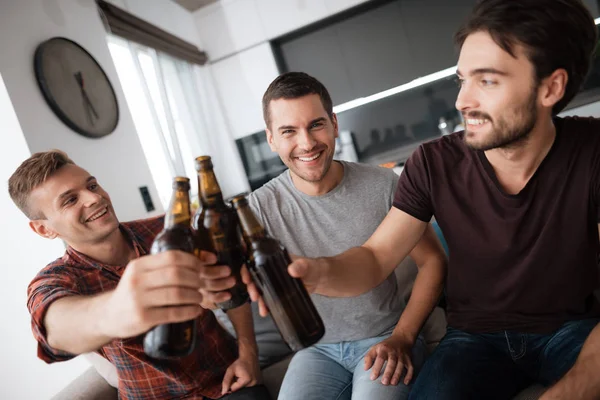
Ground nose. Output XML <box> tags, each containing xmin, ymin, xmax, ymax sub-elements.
<box><xmin>81</xmin><ymin>190</ymin><xmax>102</xmax><ymax>207</ymax></box>
<box><xmin>455</xmin><ymin>81</ymin><xmax>478</xmax><ymax>113</ymax></box>
<box><xmin>297</xmin><ymin>129</ymin><xmax>317</xmax><ymax>151</ymax></box>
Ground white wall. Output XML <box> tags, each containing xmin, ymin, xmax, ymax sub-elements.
<box><xmin>0</xmin><ymin>0</ymin><xmax>162</xmax><ymax>223</ymax></box>
<box><xmin>0</xmin><ymin>0</ymin><xmax>207</xmax><ymax>398</ymax></box>
<box><xmin>0</xmin><ymin>73</ymin><xmax>90</xmax><ymax>399</ymax></box>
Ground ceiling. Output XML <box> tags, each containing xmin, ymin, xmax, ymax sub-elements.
<box><xmin>173</xmin><ymin>0</ymin><xmax>219</xmax><ymax>12</ymax></box>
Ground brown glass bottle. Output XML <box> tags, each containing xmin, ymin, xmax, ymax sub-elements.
<box><xmin>232</xmin><ymin>195</ymin><xmax>325</xmax><ymax>351</ymax></box>
<box><xmin>195</xmin><ymin>156</ymin><xmax>249</xmax><ymax>311</ymax></box>
<box><xmin>144</xmin><ymin>177</ymin><xmax>197</xmax><ymax>359</ymax></box>
<box><xmin>191</xmin><ymin>160</ymin><xmax>212</xmax><ymax>253</ymax></box>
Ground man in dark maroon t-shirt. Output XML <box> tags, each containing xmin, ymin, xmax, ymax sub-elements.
<box><xmin>235</xmin><ymin>1</ymin><xmax>600</xmax><ymax>399</ymax></box>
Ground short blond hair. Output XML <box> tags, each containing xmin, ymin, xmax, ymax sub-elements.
<box><xmin>8</xmin><ymin>150</ymin><xmax>74</xmax><ymax>219</ymax></box>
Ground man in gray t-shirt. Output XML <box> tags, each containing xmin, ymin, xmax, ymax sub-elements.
<box><xmin>241</xmin><ymin>72</ymin><xmax>446</xmax><ymax>400</ymax></box>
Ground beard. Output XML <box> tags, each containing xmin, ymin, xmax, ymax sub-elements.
<box><xmin>286</xmin><ymin>148</ymin><xmax>334</xmax><ymax>183</ymax></box>
<box><xmin>463</xmin><ymin>89</ymin><xmax>538</xmax><ymax>151</ymax></box>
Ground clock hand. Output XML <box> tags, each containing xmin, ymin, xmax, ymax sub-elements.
<box><xmin>74</xmin><ymin>72</ymin><xmax>99</xmax><ymax>126</ymax></box>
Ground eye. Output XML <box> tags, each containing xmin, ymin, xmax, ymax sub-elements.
<box><xmin>481</xmin><ymin>79</ymin><xmax>496</xmax><ymax>87</ymax></box>
<box><xmin>310</xmin><ymin>122</ymin><xmax>324</xmax><ymax>129</ymax></box>
<box><xmin>454</xmin><ymin>77</ymin><xmax>465</xmax><ymax>87</ymax></box>
<box><xmin>89</xmin><ymin>183</ymin><xmax>98</xmax><ymax>191</ymax></box>
<box><xmin>282</xmin><ymin>129</ymin><xmax>294</xmax><ymax>135</ymax></box>
<box><xmin>63</xmin><ymin>196</ymin><xmax>77</xmax><ymax>206</ymax></box>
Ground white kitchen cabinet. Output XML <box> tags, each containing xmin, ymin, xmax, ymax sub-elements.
<box><xmin>194</xmin><ymin>0</ymin><xmax>266</xmax><ymax>61</ymax></box>
<box><xmin>324</xmin><ymin>0</ymin><xmax>370</xmax><ymax>15</ymax></box>
<box><xmin>211</xmin><ymin>42</ymin><xmax>279</xmax><ymax>139</ymax></box>
<box><xmin>255</xmin><ymin>0</ymin><xmax>330</xmax><ymax>39</ymax></box>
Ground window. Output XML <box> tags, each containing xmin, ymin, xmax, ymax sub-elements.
<box><xmin>107</xmin><ymin>35</ymin><xmax>206</xmax><ymax>208</ymax></box>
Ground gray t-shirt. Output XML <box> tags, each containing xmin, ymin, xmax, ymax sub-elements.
<box><xmin>248</xmin><ymin>161</ymin><xmax>404</xmax><ymax>344</ymax></box>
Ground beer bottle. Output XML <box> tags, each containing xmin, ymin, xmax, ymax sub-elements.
<box><xmin>232</xmin><ymin>195</ymin><xmax>325</xmax><ymax>351</ymax></box>
<box><xmin>191</xmin><ymin>161</ymin><xmax>212</xmax><ymax>253</ymax></box>
<box><xmin>195</xmin><ymin>156</ymin><xmax>249</xmax><ymax>310</ymax></box>
<box><xmin>144</xmin><ymin>177</ymin><xmax>197</xmax><ymax>359</ymax></box>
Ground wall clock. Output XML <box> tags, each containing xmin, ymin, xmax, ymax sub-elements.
<box><xmin>34</xmin><ymin>37</ymin><xmax>119</xmax><ymax>138</ymax></box>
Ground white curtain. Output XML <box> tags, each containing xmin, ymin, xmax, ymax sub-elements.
<box><xmin>107</xmin><ymin>35</ymin><xmax>249</xmax><ymax>208</ymax></box>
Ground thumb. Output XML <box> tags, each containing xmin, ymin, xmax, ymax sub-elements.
<box><xmin>222</xmin><ymin>366</ymin><xmax>235</xmax><ymax>395</ymax></box>
<box><xmin>230</xmin><ymin>371</ymin><xmax>250</xmax><ymax>392</ymax></box>
<box><xmin>288</xmin><ymin>259</ymin><xmax>308</xmax><ymax>278</ymax></box>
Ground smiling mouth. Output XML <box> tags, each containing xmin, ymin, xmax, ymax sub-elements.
<box><xmin>85</xmin><ymin>206</ymin><xmax>108</xmax><ymax>223</ymax></box>
<box><xmin>295</xmin><ymin>151</ymin><xmax>323</xmax><ymax>162</ymax></box>
<box><xmin>466</xmin><ymin>118</ymin><xmax>490</xmax><ymax>127</ymax></box>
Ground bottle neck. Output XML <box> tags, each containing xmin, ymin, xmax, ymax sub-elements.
<box><xmin>165</xmin><ymin>189</ymin><xmax>192</xmax><ymax>228</ymax></box>
<box><xmin>236</xmin><ymin>203</ymin><xmax>266</xmax><ymax>241</ymax></box>
<box><xmin>198</xmin><ymin>170</ymin><xmax>224</xmax><ymax>207</ymax></box>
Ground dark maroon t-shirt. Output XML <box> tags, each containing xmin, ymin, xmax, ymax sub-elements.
<box><xmin>394</xmin><ymin>116</ymin><xmax>600</xmax><ymax>333</ymax></box>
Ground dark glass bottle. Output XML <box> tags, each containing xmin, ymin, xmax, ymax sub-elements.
<box><xmin>232</xmin><ymin>195</ymin><xmax>325</xmax><ymax>351</ymax></box>
<box><xmin>196</xmin><ymin>156</ymin><xmax>249</xmax><ymax>310</ymax></box>
<box><xmin>144</xmin><ymin>177</ymin><xmax>196</xmax><ymax>359</ymax></box>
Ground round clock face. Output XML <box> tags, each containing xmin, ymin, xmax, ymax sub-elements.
<box><xmin>34</xmin><ymin>37</ymin><xmax>119</xmax><ymax>138</ymax></box>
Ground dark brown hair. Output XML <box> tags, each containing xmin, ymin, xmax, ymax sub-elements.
<box><xmin>455</xmin><ymin>0</ymin><xmax>597</xmax><ymax>114</ymax></box>
<box><xmin>262</xmin><ymin>72</ymin><xmax>333</xmax><ymax>127</ymax></box>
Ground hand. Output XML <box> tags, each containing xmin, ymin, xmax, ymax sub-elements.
<box><xmin>241</xmin><ymin>257</ymin><xmax>322</xmax><ymax>317</ymax></box>
<box><xmin>196</xmin><ymin>250</ymin><xmax>237</xmax><ymax>309</ymax></box>
<box><xmin>103</xmin><ymin>250</ymin><xmax>223</xmax><ymax>339</ymax></box>
<box><xmin>363</xmin><ymin>334</ymin><xmax>415</xmax><ymax>386</ymax></box>
<box><xmin>221</xmin><ymin>354</ymin><xmax>261</xmax><ymax>395</ymax></box>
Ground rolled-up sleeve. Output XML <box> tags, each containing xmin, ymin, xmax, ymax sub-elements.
<box><xmin>27</xmin><ymin>271</ymin><xmax>80</xmax><ymax>363</ymax></box>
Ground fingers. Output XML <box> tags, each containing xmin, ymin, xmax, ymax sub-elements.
<box><xmin>370</xmin><ymin>350</ymin><xmax>386</xmax><ymax>381</ymax></box>
<box><xmin>230</xmin><ymin>378</ymin><xmax>249</xmax><ymax>393</ymax></box>
<box><xmin>145</xmin><ymin>287</ymin><xmax>204</xmax><ymax>308</ymax></box>
<box><xmin>198</xmin><ymin>275</ymin><xmax>236</xmax><ymax>292</ymax></box>
<box><xmin>241</xmin><ymin>265</ymin><xmax>252</xmax><ymax>284</ymax></box>
<box><xmin>363</xmin><ymin>348</ymin><xmax>376</xmax><ymax>371</ymax></box>
<box><xmin>148</xmin><ymin>304</ymin><xmax>203</xmax><ymax>326</ymax></box>
<box><xmin>258</xmin><ymin>299</ymin><xmax>269</xmax><ymax>317</ymax></box>
<box><xmin>221</xmin><ymin>366</ymin><xmax>235</xmax><ymax>395</ymax></box>
<box><xmin>403</xmin><ymin>358</ymin><xmax>414</xmax><ymax>385</ymax></box>
<box><xmin>198</xmin><ymin>264</ymin><xmax>231</xmax><ymax>280</ymax></box>
<box><xmin>381</xmin><ymin>353</ymin><xmax>398</xmax><ymax>385</ymax></box>
<box><xmin>241</xmin><ymin>265</ymin><xmax>270</xmax><ymax>316</ymax></box>
<box><xmin>199</xmin><ymin>288</ymin><xmax>232</xmax><ymax>305</ymax></box>
<box><xmin>137</xmin><ymin>250</ymin><xmax>201</xmax><ymax>271</ymax></box>
<box><xmin>143</xmin><ymin>267</ymin><xmax>202</xmax><ymax>290</ymax></box>
<box><xmin>197</xmin><ymin>250</ymin><xmax>217</xmax><ymax>264</ymax></box>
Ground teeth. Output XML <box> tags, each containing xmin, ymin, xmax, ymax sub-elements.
<box><xmin>298</xmin><ymin>152</ymin><xmax>321</xmax><ymax>162</ymax></box>
<box><xmin>467</xmin><ymin>118</ymin><xmax>488</xmax><ymax>125</ymax></box>
<box><xmin>87</xmin><ymin>208</ymin><xmax>107</xmax><ymax>222</ymax></box>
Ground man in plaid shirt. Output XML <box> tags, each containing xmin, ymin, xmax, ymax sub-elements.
<box><xmin>9</xmin><ymin>150</ymin><xmax>271</xmax><ymax>400</ymax></box>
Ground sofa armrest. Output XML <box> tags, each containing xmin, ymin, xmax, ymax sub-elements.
<box><xmin>51</xmin><ymin>366</ymin><xmax>118</xmax><ymax>400</ymax></box>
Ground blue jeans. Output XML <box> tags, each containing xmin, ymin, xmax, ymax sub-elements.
<box><xmin>278</xmin><ymin>331</ymin><xmax>427</xmax><ymax>400</ymax></box>
<box><xmin>410</xmin><ymin>318</ymin><xmax>600</xmax><ymax>400</ymax></box>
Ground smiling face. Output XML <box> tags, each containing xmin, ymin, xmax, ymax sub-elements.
<box><xmin>455</xmin><ymin>31</ymin><xmax>541</xmax><ymax>151</ymax></box>
<box><xmin>266</xmin><ymin>94</ymin><xmax>339</xmax><ymax>184</ymax></box>
<box><xmin>28</xmin><ymin>164</ymin><xmax>120</xmax><ymax>249</ymax></box>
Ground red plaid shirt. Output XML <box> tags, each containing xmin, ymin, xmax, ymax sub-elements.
<box><xmin>27</xmin><ymin>216</ymin><xmax>238</xmax><ymax>399</ymax></box>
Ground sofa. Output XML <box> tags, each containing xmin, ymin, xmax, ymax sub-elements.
<box><xmin>51</xmin><ymin>255</ymin><xmax>550</xmax><ymax>400</ymax></box>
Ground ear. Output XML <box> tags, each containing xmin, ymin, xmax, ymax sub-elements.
<box><xmin>331</xmin><ymin>113</ymin><xmax>339</xmax><ymax>139</ymax></box>
<box><xmin>29</xmin><ymin>220</ymin><xmax>58</xmax><ymax>240</ymax></box>
<box><xmin>539</xmin><ymin>69</ymin><xmax>568</xmax><ymax>109</ymax></box>
<box><xmin>266</xmin><ymin>128</ymin><xmax>277</xmax><ymax>152</ymax></box>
